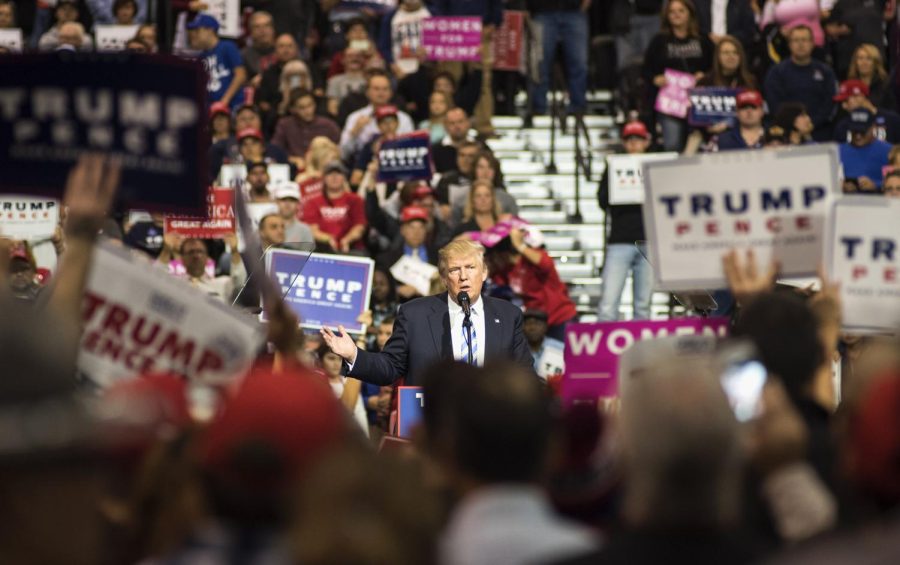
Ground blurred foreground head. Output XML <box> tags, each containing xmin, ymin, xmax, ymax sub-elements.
<box><xmin>619</xmin><ymin>357</ymin><xmax>741</xmax><ymax>530</ymax></box>
<box><xmin>198</xmin><ymin>367</ymin><xmax>349</xmax><ymax>526</ymax></box>
<box><xmin>423</xmin><ymin>360</ymin><xmax>554</xmax><ymax>487</ymax></box>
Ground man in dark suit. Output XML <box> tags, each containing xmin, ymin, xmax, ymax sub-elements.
<box><xmin>321</xmin><ymin>239</ymin><xmax>533</xmax><ymax>385</ymax></box>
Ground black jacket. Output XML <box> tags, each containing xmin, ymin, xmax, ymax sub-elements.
<box><xmin>694</xmin><ymin>0</ymin><xmax>758</xmax><ymax>49</ymax></box>
<box><xmin>597</xmin><ymin>162</ymin><xmax>645</xmax><ymax>246</ymax></box>
<box><xmin>349</xmin><ymin>292</ymin><xmax>533</xmax><ymax>385</ymax></box>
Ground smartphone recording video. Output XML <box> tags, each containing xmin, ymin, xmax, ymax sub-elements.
<box><xmin>717</xmin><ymin>341</ymin><xmax>768</xmax><ymax>422</ymax></box>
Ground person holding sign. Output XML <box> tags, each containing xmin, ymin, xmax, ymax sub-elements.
<box><xmin>597</xmin><ymin>121</ymin><xmax>655</xmax><ymax>321</ymax></box>
<box><xmin>320</xmin><ymin>239</ymin><xmax>533</xmax><ymax>385</ymax></box>
<box><xmin>302</xmin><ymin>162</ymin><xmax>367</xmax><ymax>253</ymax></box>
<box><xmin>715</xmin><ymin>89</ymin><xmax>766</xmax><ymax>150</ymax></box>
<box><xmin>351</xmin><ymin>105</ymin><xmax>401</xmax><ymax>186</ymax></box>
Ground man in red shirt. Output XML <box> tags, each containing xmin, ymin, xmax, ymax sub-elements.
<box><xmin>487</xmin><ymin>227</ymin><xmax>577</xmax><ymax>340</ymax></box>
<box><xmin>302</xmin><ymin>161</ymin><xmax>367</xmax><ymax>253</ymax></box>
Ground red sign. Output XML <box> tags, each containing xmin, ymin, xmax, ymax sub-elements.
<box><xmin>164</xmin><ymin>187</ymin><xmax>236</xmax><ymax>238</ymax></box>
<box><xmin>493</xmin><ymin>11</ymin><xmax>525</xmax><ymax>72</ymax></box>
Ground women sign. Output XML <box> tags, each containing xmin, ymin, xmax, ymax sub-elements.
<box><xmin>655</xmin><ymin>68</ymin><xmax>696</xmax><ymax>119</ymax></box>
<box><xmin>422</xmin><ymin>17</ymin><xmax>482</xmax><ymax>62</ymax></box>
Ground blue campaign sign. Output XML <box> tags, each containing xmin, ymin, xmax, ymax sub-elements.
<box><xmin>397</xmin><ymin>386</ymin><xmax>424</xmax><ymax>438</ymax></box>
<box><xmin>266</xmin><ymin>250</ymin><xmax>374</xmax><ymax>334</ymax></box>
<box><xmin>687</xmin><ymin>87</ymin><xmax>738</xmax><ymax>128</ymax></box>
<box><xmin>0</xmin><ymin>52</ymin><xmax>209</xmax><ymax>214</ymax></box>
<box><xmin>377</xmin><ymin>131</ymin><xmax>433</xmax><ymax>183</ymax></box>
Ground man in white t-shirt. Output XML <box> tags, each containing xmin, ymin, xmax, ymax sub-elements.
<box><xmin>386</xmin><ymin>0</ymin><xmax>432</xmax><ymax>122</ymax></box>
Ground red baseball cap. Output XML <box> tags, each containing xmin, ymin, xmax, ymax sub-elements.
<box><xmin>622</xmin><ymin>121</ymin><xmax>650</xmax><ymax>140</ymax></box>
<box><xmin>736</xmin><ymin>89</ymin><xmax>763</xmax><ymax>108</ymax></box>
<box><xmin>834</xmin><ymin>79</ymin><xmax>870</xmax><ymax>102</ymax></box>
<box><xmin>236</xmin><ymin>127</ymin><xmax>264</xmax><ymax>142</ymax></box>
<box><xmin>209</xmin><ymin>101</ymin><xmax>231</xmax><ymax>119</ymax></box>
<box><xmin>400</xmin><ymin>205</ymin><xmax>430</xmax><ymax>224</ymax></box>
<box><xmin>374</xmin><ymin>105</ymin><xmax>399</xmax><ymax>121</ymax></box>
<box><xmin>198</xmin><ymin>367</ymin><xmax>347</xmax><ymax>487</ymax></box>
<box><xmin>412</xmin><ymin>182</ymin><xmax>434</xmax><ymax>200</ymax></box>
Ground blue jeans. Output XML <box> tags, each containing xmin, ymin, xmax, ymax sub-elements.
<box><xmin>532</xmin><ymin>11</ymin><xmax>588</xmax><ymax>114</ymax></box>
<box><xmin>658</xmin><ymin>114</ymin><xmax>687</xmax><ymax>152</ymax></box>
<box><xmin>598</xmin><ymin>243</ymin><xmax>653</xmax><ymax>321</ymax></box>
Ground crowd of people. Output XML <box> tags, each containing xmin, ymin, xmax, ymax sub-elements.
<box><xmin>1</xmin><ymin>0</ymin><xmax>900</xmax><ymax>563</ymax></box>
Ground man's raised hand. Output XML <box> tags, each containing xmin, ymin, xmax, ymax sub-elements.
<box><xmin>320</xmin><ymin>324</ymin><xmax>358</xmax><ymax>364</ymax></box>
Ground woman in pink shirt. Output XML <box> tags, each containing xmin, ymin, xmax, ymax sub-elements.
<box><xmin>760</xmin><ymin>0</ymin><xmax>826</xmax><ymax>47</ymax></box>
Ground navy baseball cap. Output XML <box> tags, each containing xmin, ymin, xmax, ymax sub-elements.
<box><xmin>848</xmin><ymin>108</ymin><xmax>875</xmax><ymax>133</ymax></box>
<box><xmin>187</xmin><ymin>13</ymin><xmax>220</xmax><ymax>31</ymax></box>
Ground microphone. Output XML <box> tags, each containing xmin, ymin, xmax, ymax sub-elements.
<box><xmin>457</xmin><ymin>291</ymin><xmax>471</xmax><ymax>318</ymax></box>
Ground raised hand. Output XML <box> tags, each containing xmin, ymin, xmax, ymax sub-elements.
<box><xmin>320</xmin><ymin>324</ymin><xmax>358</xmax><ymax>364</ymax></box>
<box><xmin>63</xmin><ymin>153</ymin><xmax>122</xmax><ymax>230</ymax></box>
<box><xmin>722</xmin><ymin>248</ymin><xmax>778</xmax><ymax>306</ymax></box>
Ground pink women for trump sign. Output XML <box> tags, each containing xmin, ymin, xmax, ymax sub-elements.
<box><xmin>422</xmin><ymin>17</ymin><xmax>482</xmax><ymax>62</ymax></box>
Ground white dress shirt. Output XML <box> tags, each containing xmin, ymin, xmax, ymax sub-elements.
<box><xmin>339</xmin><ymin>104</ymin><xmax>415</xmax><ymax>160</ymax></box>
<box><xmin>448</xmin><ymin>294</ymin><xmax>485</xmax><ymax>367</ymax></box>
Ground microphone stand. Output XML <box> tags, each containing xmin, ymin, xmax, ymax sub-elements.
<box><xmin>463</xmin><ymin>314</ymin><xmax>474</xmax><ymax>365</ymax></box>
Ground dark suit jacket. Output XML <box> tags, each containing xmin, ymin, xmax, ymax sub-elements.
<box><xmin>349</xmin><ymin>292</ymin><xmax>533</xmax><ymax>385</ymax></box>
<box><xmin>695</xmin><ymin>0</ymin><xmax>757</xmax><ymax>49</ymax></box>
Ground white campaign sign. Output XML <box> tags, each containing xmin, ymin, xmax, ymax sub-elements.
<box><xmin>642</xmin><ymin>145</ymin><xmax>840</xmax><ymax>291</ymax></box>
<box><xmin>390</xmin><ymin>255</ymin><xmax>438</xmax><ymax>297</ymax></box>
<box><xmin>78</xmin><ymin>241</ymin><xmax>265</xmax><ymax>387</ymax></box>
<box><xmin>206</xmin><ymin>0</ymin><xmax>241</xmax><ymax>38</ymax></box>
<box><xmin>95</xmin><ymin>24</ymin><xmax>140</xmax><ymax>51</ymax></box>
<box><xmin>827</xmin><ymin>196</ymin><xmax>900</xmax><ymax>334</ymax></box>
<box><xmin>0</xmin><ymin>196</ymin><xmax>59</xmax><ymax>239</ymax></box>
<box><xmin>0</xmin><ymin>28</ymin><xmax>23</xmax><ymax>52</ymax></box>
<box><xmin>607</xmin><ymin>152</ymin><xmax>679</xmax><ymax>205</ymax></box>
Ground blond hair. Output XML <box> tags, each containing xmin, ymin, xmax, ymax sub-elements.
<box><xmin>438</xmin><ymin>239</ymin><xmax>486</xmax><ymax>277</ymax></box>
<box><xmin>462</xmin><ymin>180</ymin><xmax>501</xmax><ymax>222</ymax></box>
<box><xmin>848</xmin><ymin>43</ymin><xmax>888</xmax><ymax>84</ymax></box>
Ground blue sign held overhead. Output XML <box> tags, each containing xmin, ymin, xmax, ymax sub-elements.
<box><xmin>265</xmin><ymin>250</ymin><xmax>374</xmax><ymax>334</ymax></box>
<box><xmin>687</xmin><ymin>87</ymin><xmax>739</xmax><ymax>128</ymax></box>
<box><xmin>0</xmin><ymin>52</ymin><xmax>209</xmax><ymax>214</ymax></box>
<box><xmin>377</xmin><ymin>131</ymin><xmax>433</xmax><ymax>183</ymax></box>
<box><xmin>397</xmin><ymin>386</ymin><xmax>424</xmax><ymax>438</ymax></box>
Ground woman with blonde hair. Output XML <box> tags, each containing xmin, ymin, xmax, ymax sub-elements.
<box><xmin>452</xmin><ymin>180</ymin><xmax>512</xmax><ymax>238</ymax></box>
<box><xmin>847</xmin><ymin>43</ymin><xmax>895</xmax><ymax>112</ymax></box>
<box><xmin>297</xmin><ymin>136</ymin><xmax>340</xmax><ymax>182</ymax></box>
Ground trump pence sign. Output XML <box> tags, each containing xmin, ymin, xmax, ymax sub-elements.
<box><xmin>642</xmin><ymin>145</ymin><xmax>840</xmax><ymax>291</ymax></box>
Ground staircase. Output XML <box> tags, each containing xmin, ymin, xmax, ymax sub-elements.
<box><xmin>487</xmin><ymin>92</ymin><xmax>672</xmax><ymax>321</ymax></box>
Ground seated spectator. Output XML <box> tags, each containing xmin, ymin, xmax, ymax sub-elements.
<box><xmin>256</xmin><ymin>33</ymin><xmax>302</xmax><ymax>123</ymax></box>
<box><xmin>7</xmin><ymin>243</ymin><xmax>43</xmax><ymax>303</ymax></box>
<box><xmin>366</xmin><ymin>268</ymin><xmax>399</xmax><ymax>349</ymax></box>
<box><xmin>772</xmin><ymin>102</ymin><xmax>815</xmax><ymax>145</ymax></box>
<box><xmin>486</xmin><ymin>228</ymin><xmax>578</xmax><ymax>341</ymax></box>
<box><xmin>375</xmin><ymin>206</ymin><xmax>440</xmax><ymax>294</ymax></box>
<box><xmin>832</xmin><ymin>80</ymin><xmax>900</xmax><ymax>144</ymax></box>
<box><xmin>326</xmin><ymin>47</ymin><xmax>368</xmax><ymax>117</ymax></box>
<box><xmin>302</xmin><ymin>161</ymin><xmax>367</xmax><ymax>252</ymax></box>
<box><xmin>697</xmin><ymin>35</ymin><xmax>757</xmax><ymax>88</ymax></box>
<box><xmin>461</xmin><ymin>149</ymin><xmax>518</xmax><ymax>221</ymax></box>
<box><xmin>839</xmin><ymin>108</ymin><xmax>892</xmax><ymax>192</ymax></box>
<box><xmin>111</xmin><ymin>0</ymin><xmax>137</xmax><ymax>25</ymax></box>
<box><xmin>597</xmin><ymin>121</ymin><xmax>655</xmax><ymax>321</ymax></box>
<box><xmin>432</xmin><ymin>107</ymin><xmax>479</xmax><ymax>173</ymax></box>
<box><xmin>124</xmin><ymin>36</ymin><xmax>149</xmax><ymax>52</ymax></box>
<box><xmin>432</xmin><ymin>71</ymin><xmax>457</xmax><ymax>99</ymax></box>
<box><xmin>351</xmin><ymin>104</ymin><xmax>401</xmax><ymax>187</ymax></box>
<box><xmin>436</xmin><ymin>140</ymin><xmax>481</xmax><ymax>224</ymax></box>
<box><xmin>521</xmin><ymin>309</ymin><xmax>564</xmax><ymax>377</ymax></box>
<box><xmin>424</xmin><ymin>361</ymin><xmax>599</xmax><ymax>565</ymax></box>
<box><xmin>56</xmin><ymin>20</ymin><xmax>89</xmax><ymax>51</ymax></box>
<box><xmin>86</xmin><ymin>0</ymin><xmax>145</xmax><ymax>24</ymax></box>
<box><xmin>382</xmin><ymin>0</ymin><xmax>431</xmax><ymax>122</ymax></box>
<box><xmin>326</xmin><ymin>18</ymin><xmax>384</xmax><ymax>79</ymax></box>
<box><xmin>187</xmin><ymin>14</ymin><xmax>246</xmax><ymax>110</ymax></box>
<box><xmin>272</xmin><ymin>180</ymin><xmax>314</xmax><ymax>244</ymax></box>
<box><xmin>824</xmin><ymin>0</ymin><xmax>885</xmax><ymax>79</ymax></box>
<box><xmin>716</xmin><ymin>90</ymin><xmax>766</xmax><ymax>150</ymax></box>
<box><xmin>38</xmin><ymin>0</ymin><xmax>94</xmax><ymax>51</ymax></box>
<box><xmin>157</xmin><ymin>235</ymin><xmax>246</xmax><ymax>303</ymax></box>
<box><xmin>271</xmin><ymin>89</ymin><xmax>341</xmax><ymax>170</ymax></box>
<box><xmin>318</xmin><ymin>341</ymin><xmax>368</xmax><ymax>437</ymax></box>
<box><xmin>209</xmin><ymin>104</ymin><xmax>289</xmax><ymax>181</ymax></box>
<box><xmin>846</xmin><ymin>43</ymin><xmax>895</xmax><ymax>112</ymax></box>
<box><xmin>764</xmin><ymin>25</ymin><xmax>836</xmax><ymax>141</ymax></box>
<box><xmin>209</xmin><ymin>102</ymin><xmax>232</xmax><ymax>144</ymax></box>
<box><xmin>295</xmin><ymin>136</ymin><xmax>340</xmax><ymax>201</ymax></box>
<box><xmin>135</xmin><ymin>22</ymin><xmax>156</xmax><ymax>51</ymax></box>
<box><xmin>883</xmin><ymin>169</ymin><xmax>900</xmax><ymax>198</ymax></box>
<box><xmin>420</xmin><ymin>90</ymin><xmax>453</xmax><ymax>144</ymax></box>
<box><xmin>339</xmin><ymin>70</ymin><xmax>414</xmax><ymax>162</ymax></box>
<box><xmin>367</xmin><ymin>180</ymin><xmax>452</xmax><ymax>252</ymax></box>
<box><xmin>259</xmin><ymin>213</ymin><xmax>286</xmax><ymax>249</ymax></box>
<box><xmin>0</xmin><ymin>0</ymin><xmax>14</xmax><ymax>29</ymax></box>
<box><xmin>241</xmin><ymin>10</ymin><xmax>276</xmax><ymax>83</ymax></box>
<box><xmin>274</xmin><ymin>61</ymin><xmax>315</xmax><ymax>120</ymax></box>
<box><xmin>246</xmin><ymin>161</ymin><xmax>273</xmax><ymax>202</ymax></box>
<box><xmin>452</xmin><ymin>180</ymin><xmax>512</xmax><ymax>238</ymax></box>
<box><xmin>235</xmin><ymin>127</ymin><xmax>274</xmax><ymax>168</ymax></box>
